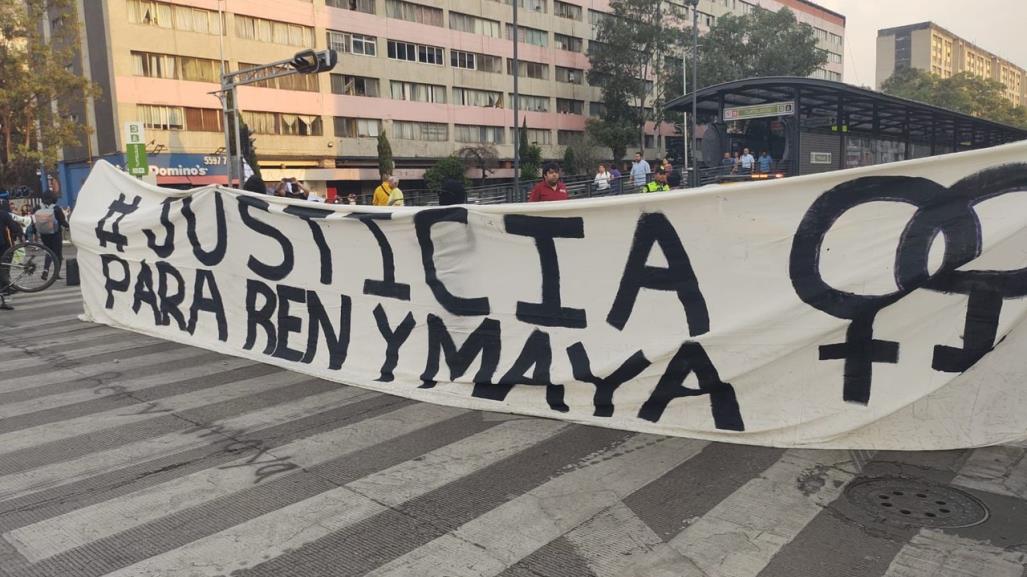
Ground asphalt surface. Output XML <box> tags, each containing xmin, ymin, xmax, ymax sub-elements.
<box><xmin>0</xmin><ymin>281</ymin><xmax>1026</xmax><ymax>577</ymax></box>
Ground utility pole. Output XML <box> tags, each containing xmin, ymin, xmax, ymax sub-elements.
<box><xmin>690</xmin><ymin>3</ymin><xmax>699</xmax><ymax>187</ymax></box>
<box><xmin>512</xmin><ymin>0</ymin><xmax>520</xmax><ymax>202</ymax></box>
<box><xmin>213</xmin><ymin>49</ymin><xmax>336</xmax><ymax>188</ymax></box>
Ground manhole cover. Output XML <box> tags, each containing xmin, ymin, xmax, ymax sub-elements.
<box><xmin>845</xmin><ymin>477</ymin><xmax>989</xmax><ymax>528</ymax></box>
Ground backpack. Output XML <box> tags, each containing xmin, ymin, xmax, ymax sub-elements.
<box><xmin>34</xmin><ymin>205</ymin><xmax>57</xmax><ymax>235</ymax></box>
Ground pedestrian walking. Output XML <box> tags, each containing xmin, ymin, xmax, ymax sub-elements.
<box><xmin>758</xmin><ymin>151</ymin><xmax>773</xmax><ymax>173</ymax></box>
<box><xmin>373</xmin><ymin>175</ymin><xmax>397</xmax><ymax>206</ymax></box>
<box><xmin>33</xmin><ymin>193</ymin><xmax>69</xmax><ymax>279</ymax></box>
<box><xmin>739</xmin><ymin>148</ymin><xmax>756</xmax><ymax>173</ymax></box>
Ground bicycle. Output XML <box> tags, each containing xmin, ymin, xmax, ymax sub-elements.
<box><xmin>0</xmin><ymin>241</ymin><xmax>59</xmax><ymax>309</ymax></box>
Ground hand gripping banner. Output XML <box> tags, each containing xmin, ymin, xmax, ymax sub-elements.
<box><xmin>72</xmin><ymin>141</ymin><xmax>1027</xmax><ymax>450</ymax></box>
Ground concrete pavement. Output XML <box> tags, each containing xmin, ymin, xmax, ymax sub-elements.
<box><xmin>0</xmin><ymin>285</ymin><xmax>1025</xmax><ymax>577</ymax></box>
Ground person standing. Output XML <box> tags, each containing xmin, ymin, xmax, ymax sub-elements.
<box><xmin>32</xmin><ymin>194</ymin><xmax>69</xmax><ymax>278</ymax></box>
<box><xmin>630</xmin><ymin>152</ymin><xmax>651</xmax><ymax>188</ymax></box>
<box><xmin>387</xmin><ymin>180</ymin><xmax>405</xmax><ymax>206</ymax></box>
<box><xmin>528</xmin><ymin>162</ymin><xmax>568</xmax><ymax>202</ymax></box>
<box><xmin>758</xmin><ymin>151</ymin><xmax>772</xmax><ymax>173</ymax></box>
<box><xmin>643</xmin><ymin>169</ymin><xmax>671</xmax><ymax>193</ymax></box>
<box><xmin>739</xmin><ymin>148</ymin><xmax>756</xmax><ymax>173</ymax></box>
<box><xmin>373</xmin><ymin>175</ymin><xmax>396</xmax><ymax>206</ymax></box>
<box><xmin>593</xmin><ymin>163</ymin><xmax>612</xmax><ymax>192</ymax></box>
<box><xmin>439</xmin><ymin>177</ymin><xmax>466</xmax><ymax>205</ymax></box>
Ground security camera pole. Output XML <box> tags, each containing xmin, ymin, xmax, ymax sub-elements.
<box><xmin>214</xmin><ymin>49</ymin><xmax>337</xmax><ymax>187</ymax></box>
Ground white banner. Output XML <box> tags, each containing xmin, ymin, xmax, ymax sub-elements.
<box><xmin>71</xmin><ymin>142</ymin><xmax>1027</xmax><ymax>450</ymax></box>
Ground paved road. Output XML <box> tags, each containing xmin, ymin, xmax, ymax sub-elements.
<box><xmin>0</xmin><ymin>285</ymin><xmax>1026</xmax><ymax>577</ymax></box>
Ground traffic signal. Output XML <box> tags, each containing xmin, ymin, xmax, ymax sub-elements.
<box><xmin>291</xmin><ymin>49</ymin><xmax>337</xmax><ymax>74</ymax></box>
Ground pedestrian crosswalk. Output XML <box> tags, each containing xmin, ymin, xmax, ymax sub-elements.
<box><xmin>0</xmin><ymin>287</ymin><xmax>1025</xmax><ymax>577</ymax></box>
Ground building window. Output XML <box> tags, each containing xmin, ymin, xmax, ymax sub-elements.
<box><xmin>127</xmin><ymin>1</ymin><xmax>223</xmax><ymax>35</ymax></box>
<box><xmin>326</xmin><ymin>0</ymin><xmax>375</xmax><ymax>14</ymax></box>
<box><xmin>138</xmin><ymin>104</ymin><xmax>184</xmax><ymax>130</ymax></box>
<box><xmin>393</xmin><ymin>121</ymin><xmax>449</xmax><ymax>141</ymax></box>
<box><xmin>330</xmin><ymin>74</ymin><xmax>380</xmax><ymax>97</ymax></box>
<box><xmin>390</xmin><ymin>80</ymin><xmax>447</xmax><ymax>103</ymax></box>
<box><xmin>588</xmin><ymin>101</ymin><xmax>606</xmax><ymax>117</ymax></box>
<box><xmin>241</xmin><ymin>62</ymin><xmax>319</xmax><ymax>91</ymax></box>
<box><xmin>556</xmin><ymin>98</ymin><xmax>583</xmax><ymax>115</ymax></box>
<box><xmin>184</xmin><ymin>107</ymin><xmax>224</xmax><ymax>132</ymax></box>
<box><xmin>520</xmin><ymin>127</ymin><xmax>551</xmax><ymax>145</ymax></box>
<box><xmin>557</xmin><ymin>130</ymin><xmax>584</xmax><ymax>145</ymax></box>
<box><xmin>235</xmin><ymin>15</ymin><xmax>312</xmax><ymax>47</ymax></box>
<box><xmin>553</xmin><ymin>1</ymin><xmax>581</xmax><ymax>20</ymax></box>
<box><xmin>512</xmin><ymin>93</ymin><xmax>549</xmax><ymax>112</ymax></box>
<box><xmin>451</xmin><ymin>50</ymin><xmax>502</xmax><ymax>73</ymax></box>
<box><xmin>507</xmin><ymin>59</ymin><xmax>548</xmax><ymax>80</ymax></box>
<box><xmin>555</xmin><ymin>66</ymin><xmax>583</xmax><ymax>84</ymax></box>
<box><xmin>505</xmin><ymin>24</ymin><xmax>547</xmax><ymax>47</ymax></box>
<box><xmin>242</xmin><ymin>111</ymin><xmax>323</xmax><ymax>136</ymax></box>
<box><xmin>454</xmin><ymin>87</ymin><xmax>504</xmax><ymax>108</ymax></box>
<box><xmin>455</xmin><ymin>125</ymin><xmax>505</xmax><ymax>144</ymax></box>
<box><xmin>388</xmin><ymin>40</ymin><xmax>444</xmax><ymax>65</ymax></box>
<box><xmin>554</xmin><ymin>33</ymin><xmax>582</xmax><ymax>52</ymax></box>
<box><xmin>334</xmin><ymin>117</ymin><xmax>381</xmax><ymax>138</ymax></box>
<box><xmin>385</xmin><ymin>0</ymin><xmax>444</xmax><ymax>27</ymax></box>
<box><xmin>449</xmin><ymin>12</ymin><xmax>501</xmax><ymax>37</ymax></box>
<box><xmin>503</xmin><ymin>0</ymin><xmax>546</xmax><ymax>13</ymax></box>
<box><xmin>327</xmin><ymin>31</ymin><xmax>377</xmax><ymax>57</ymax></box>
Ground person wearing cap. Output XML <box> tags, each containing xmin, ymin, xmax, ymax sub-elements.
<box><xmin>643</xmin><ymin>169</ymin><xmax>671</xmax><ymax>193</ymax></box>
<box><xmin>528</xmin><ymin>162</ymin><xmax>568</xmax><ymax>202</ymax></box>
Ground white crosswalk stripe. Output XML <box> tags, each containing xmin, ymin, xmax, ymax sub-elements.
<box><xmin>94</xmin><ymin>418</ymin><xmax>571</xmax><ymax>577</ymax></box>
<box><xmin>4</xmin><ymin>402</ymin><xmax>467</xmax><ymax>563</ymax></box>
<box><xmin>0</xmin><ymin>384</ymin><xmax>374</xmax><ymax>503</ymax></box>
<box><xmin>882</xmin><ymin>530</ymin><xmax>1026</xmax><ymax>577</ymax></box>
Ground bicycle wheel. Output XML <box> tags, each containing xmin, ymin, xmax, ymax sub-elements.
<box><xmin>0</xmin><ymin>242</ymin><xmax>59</xmax><ymax>293</ymax></box>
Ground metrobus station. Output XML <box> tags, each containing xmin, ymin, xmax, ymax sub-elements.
<box><xmin>667</xmin><ymin>77</ymin><xmax>1027</xmax><ymax>184</ymax></box>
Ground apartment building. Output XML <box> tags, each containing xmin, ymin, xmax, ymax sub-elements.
<box><xmin>876</xmin><ymin>22</ymin><xmax>1027</xmax><ymax>108</ymax></box>
<box><xmin>58</xmin><ymin>0</ymin><xmax>845</xmax><ymax>201</ymax></box>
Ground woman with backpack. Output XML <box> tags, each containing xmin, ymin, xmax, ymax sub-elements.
<box><xmin>33</xmin><ymin>194</ymin><xmax>69</xmax><ymax>278</ymax></box>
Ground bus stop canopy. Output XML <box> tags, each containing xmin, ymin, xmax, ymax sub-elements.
<box><xmin>666</xmin><ymin>77</ymin><xmax>1027</xmax><ymax>150</ymax></box>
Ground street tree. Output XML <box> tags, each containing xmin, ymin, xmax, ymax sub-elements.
<box><xmin>377</xmin><ymin>131</ymin><xmax>394</xmax><ymax>178</ymax></box>
<box><xmin>457</xmin><ymin>144</ymin><xmax>499</xmax><ymax>185</ymax></box>
<box><xmin>882</xmin><ymin>68</ymin><xmax>1027</xmax><ymax>129</ymax></box>
<box><xmin>0</xmin><ymin>0</ymin><xmax>99</xmax><ymax>187</ymax></box>
<box><xmin>587</xmin><ymin>0</ymin><xmax>684</xmax><ymax>155</ymax></box>
<box><xmin>423</xmin><ymin>155</ymin><xmax>467</xmax><ymax>193</ymax></box>
<box><xmin>689</xmin><ymin>7</ymin><xmax>826</xmax><ymax>89</ymax></box>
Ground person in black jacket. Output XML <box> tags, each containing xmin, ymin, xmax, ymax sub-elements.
<box><xmin>439</xmin><ymin>177</ymin><xmax>466</xmax><ymax>206</ymax></box>
<box><xmin>0</xmin><ymin>194</ymin><xmax>24</xmax><ymax>309</ymax></box>
<box><xmin>32</xmin><ymin>193</ymin><xmax>69</xmax><ymax>279</ymax></box>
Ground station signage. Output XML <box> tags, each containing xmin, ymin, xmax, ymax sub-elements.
<box><xmin>724</xmin><ymin>101</ymin><xmax>796</xmax><ymax>121</ymax></box>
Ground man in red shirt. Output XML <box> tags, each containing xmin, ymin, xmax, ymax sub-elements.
<box><xmin>528</xmin><ymin>162</ymin><xmax>568</xmax><ymax>202</ymax></box>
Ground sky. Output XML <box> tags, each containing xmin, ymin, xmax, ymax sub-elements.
<box><xmin>810</xmin><ymin>0</ymin><xmax>1027</xmax><ymax>88</ymax></box>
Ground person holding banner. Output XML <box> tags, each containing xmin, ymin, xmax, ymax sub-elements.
<box><xmin>528</xmin><ymin>162</ymin><xmax>568</xmax><ymax>202</ymax></box>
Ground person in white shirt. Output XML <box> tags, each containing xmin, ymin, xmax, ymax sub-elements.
<box><xmin>739</xmin><ymin>148</ymin><xmax>756</xmax><ymax>173</ymax></box>
<box><xmin>593</xmin><ymin>163</ymin><xmax>612</xmax><ymax>191</ymax></box>
<box><xmin>630</xmin><ymin>152</ymin><xmax>651</xmax><ymax>187</ymax></box>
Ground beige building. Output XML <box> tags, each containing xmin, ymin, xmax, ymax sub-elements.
<box><xmin>876</xmin><ymin>22</ymin><xmax>1026</xmax><ymax>108</ymax></box>
<box><xmin>59</xmin><ymin>0</ymin><xmax>844</xmax><ymax>202</ymax></box>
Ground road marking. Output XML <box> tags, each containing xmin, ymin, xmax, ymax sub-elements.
<box><xmin>0</xmin><ymin>338</ymin><xmax>170</xmax><ymax>373</ymax></box>
<box><xmin>0</xmin><ymin>385</ymin><xmax>375</xmax><ymax>503</ymax></box>
<box><xmin>628</xmin><ymin>449</ymin><xmax>859</xmax><ymax>577</ymax></box>
<box><xmin>882</xmin><ymin>529</ymin><xmax>1026</xmax><ymax>577</ymax></box>
<box><xmin>362</xmin><ymin>435</ymin><xmax>708</xmax><ymax>577</ymax></box>
<box><xmin>0</xmin><ymin>353</ymin><xmax>253</xmax><ymax>410</ymax></box>
<box><xmin>0</xmin><ymin>347</ymin><xmax>215</xmax><ymax>395</ymax></box>
<box><xmin>5</xmin><ymin>402</ymin><xmax>467</xmax><ymax>563</ymax></box>
<box><xmin>953</xmin><ymin>446</ymin><xmax>1027</xmax><ymax>499</ymax></box>
<box><xmin>95</xmin><ymin>418</ymin><xmax>571</xmax><ymax>577</ymax></box>
<box><xmin>0</xmin><ymin>367</ymin><xmax>293</xmax><ymax>453</ymax></box>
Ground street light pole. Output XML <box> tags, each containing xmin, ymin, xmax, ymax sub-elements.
<box><xmin>512</xmin><ymin>0</ymin><xmax>520</xmax><ymax>202</ymax></box>
<box><xmin>690</xmin><ymin>3</ymin><xmax>699</xmax><ymax>187</ymax></box>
